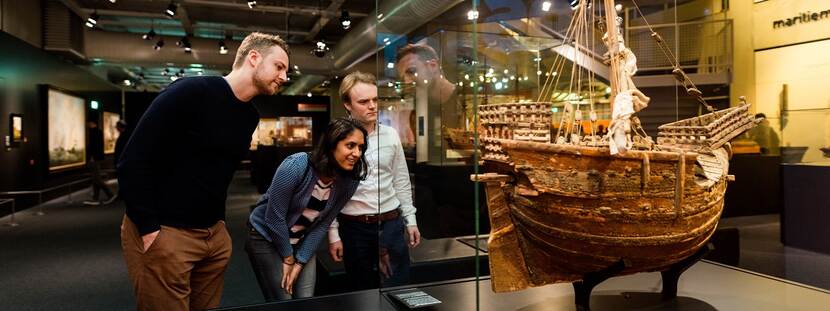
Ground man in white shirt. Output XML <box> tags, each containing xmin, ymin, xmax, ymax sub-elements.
<box><xmin>328</xmin><ymin>71</ymin><xmax>421</xmax><ymax>289</ymax></box>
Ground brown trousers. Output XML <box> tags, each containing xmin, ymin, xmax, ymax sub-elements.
<box><xmin>121</xmin><ymin>216</ymin><xmax>232</xmax><ymax>311</ymax></box>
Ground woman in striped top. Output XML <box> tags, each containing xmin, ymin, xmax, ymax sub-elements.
<box><xmin>246</xmin><ymin>117</ymin><xmax>368</xmax><ymax>301</ymax></box>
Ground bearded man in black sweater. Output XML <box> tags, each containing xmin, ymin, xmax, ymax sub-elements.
<box><xmin>118</xmin><ymin>32</ymin><xmax>290</xmax><ymax>311</ymax></box>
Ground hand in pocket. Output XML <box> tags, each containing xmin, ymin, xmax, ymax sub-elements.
<box><xmin>142</xmin><ymin>230</ymin><xmax>160</xmax><ymax>252</ymax></box>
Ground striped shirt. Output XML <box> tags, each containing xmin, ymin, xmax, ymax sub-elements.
<box><xmin>249</xmin><ymin>153</ymin><xmax>360</xmax><ymax>264</ymax></box>
<box><xmin>289</xmin><ymin>181</ymin><xmax>331</xmax><ymax>244</ymax></box>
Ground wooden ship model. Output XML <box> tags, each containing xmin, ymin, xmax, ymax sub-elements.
<box><xmin>471</xmin><ymin>0</ymin><xmax>758</xmax><ymax>302</ymax></box>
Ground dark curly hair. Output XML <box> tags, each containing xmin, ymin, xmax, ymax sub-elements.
<box><xmin>310</xmin><ymin>117</ymin><xmax>368</xmax><ymax>181</ymax></box>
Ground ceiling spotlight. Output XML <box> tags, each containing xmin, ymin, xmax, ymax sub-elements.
<box><xmin>165</xmin><ymin>2</ymin><xmax>177</xmax><ymax>17</ymax></box>
<box><xmin>179</xmin><ymin>69</ymin><xmax>186</xmax><ymax>76</ymax></box>
<box><xmin>467</xmin><ymin>9</ymin><xmax>478</xmax><ymax>21</ymax></box>
<box><xmin>247</xmin><ymin>1</ymin><xmax>257</xmax><ymax>9</ymax></box>
<box><xmin>154</xmin><ymin>38</ymin><xmax>165</xmax><ymax>50</ymax></box>
<box><xmin>219</xmin><ymin>41</ymin><xmax>228</xmax><ymax>54</ymax></box>
<box><xmin>312</xmin><ymin>40</ymin><xmax>329</xmax><ymax>58</ymax></box>
<box><xmin>307</xmin><ymin>92</ymin><xmax>312</xmax><ymax>97</ymax></box>
<box><xmin>569</xmin><ymin>0</ymin><xmax>579</xmax><ymax>10</ymax></box>
<box><xmin>123</xmin><ymin>80</ymin><xmax>132</xmax><ymax>86</ymax></box>
<box><xmin>85</xmin><ymin>11</ymin><xmax>99</xmax><ymax>28</ymax></box>
<box><xmin>109</xmin><ymin>0</ymin><xmax>117</xmax><ymax>3</ymax></box>
<box><xmin>162</xmin><ymin>68</ymin><xmax>169</xmax><ymax>76</ymax></box>
<box><xmin>142</xmin><ymin>29</ymin><xmax>156</xmax><ymax>40</ymax></box>
<box><xmin>340</xmin><ymin>10</ymin><xmax>351</xmax><ymax>30</ymax></box>
<box><xmin>177</xmin><ymin>36</ymin><xmax>192</xmax><ymax>53</ymax></box>
<box><xmin>542</xmin><ymin>1</ymin><xmax>552</xmax><ymax>12</ymax></box>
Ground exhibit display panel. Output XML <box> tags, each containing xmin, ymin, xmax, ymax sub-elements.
<box><xmin>360</xmin><ymin>0</ymin><xmax>773</xmax><ymax>310</ymax></box>
<box><xmin>217</xmin><ymin>261</ymin><xmax>830</xmax><ymax>311</ymax></box>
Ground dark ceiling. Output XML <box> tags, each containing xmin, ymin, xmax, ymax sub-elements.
<box><xmin>65</xmin><ymin>0</ymin><xmax>376</xmax><ymax>91</ymax></box>
<box><xmin>75</xmin><ymin>0</ymin><xmax>374</xmax><ymax>43</ymax></box>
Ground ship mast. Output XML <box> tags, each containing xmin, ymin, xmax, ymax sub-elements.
<box><xmin>602</xmin><ymin>0</ymin><xmax>620</xmax><ymax>110</ymax></box>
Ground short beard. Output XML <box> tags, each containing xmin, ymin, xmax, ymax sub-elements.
<box><xmin>253</xmin><ymin>67</ymin><xmax>276</xmax><ymax>95</ymax></box>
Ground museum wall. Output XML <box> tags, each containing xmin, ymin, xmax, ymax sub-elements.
<box><xmin>0</xmin><ymin>30</ymin><xmax>121</xmax><ymax>215</ymax></box>
<box><xmin>750</xmin><ymin>0</ymin><xmax>830</xmax><ymax>163</ymax></box>
<box><xmin>1</xmin><ymin>0</ymin><xmax>42</xmax><ymax>48</ymax></box>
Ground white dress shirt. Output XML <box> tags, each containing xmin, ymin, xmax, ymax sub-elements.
<box><xmin>329</xmin><ymin>124</ymin><xmax>416</xmax><ymax>243</ymax></box>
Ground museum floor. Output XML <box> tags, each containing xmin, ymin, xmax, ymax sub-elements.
<box><xmin>1</xmin><ymin>171</ymin><xmax>829</xmax><ymax>311</ymax></box>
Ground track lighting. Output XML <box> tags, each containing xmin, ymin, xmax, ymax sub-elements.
<box><xmin>154</xmin><ymin>38</ymin><xmax>165</xmax><ymax>50</ymax></box>
<box><xmin>247</xmin><ymin>1</ymin><xmax>256</xmax><ymax>9</ymax></box>
<box><xmin>569</xmin><ymin>0</ymin><xmax>579</xmax><ymax>10</ymax></box>
<box><xmin>542</xmin><ymin>1</ymin><xmax>552</xmax><ymax>12</ymax></box>
<box><xmin>312</xmin><ymin>40</ymin><xmax>329</xmax><ymax>58</ymax></box>
<box><xmin>340</xmin><ymin>10</ymin><xmax>351</xmax><ymax>30</ymax></box>
<box><xmin>219</xmin><ymin>41</ymin><xmax>228</xmax><ymax>54</ymax></box>
<box><xmin>177</xmin><ymin>36</ymin><xmax>191</xmax><ymax>53</ymax></box>
<box><xmin>142</xmin><ymin>29</ymin><xmax>156</xmax><ymax>40</ymax></box>
<box><xmin>85</xmin><ymin>11</ymin><xmax>99</xmax><ymax>28</ymax></box>
<box><xmin>162</xmin><ymin>68</ymin><xmax>169</xmax><ymax>76</ymax></box>
<box><xmin>165</xmin><ymin>2</ymin><xmax>177</xmax><ymax>17</ymax></box>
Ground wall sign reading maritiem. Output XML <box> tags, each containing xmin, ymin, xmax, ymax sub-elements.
<box><xmin>102</xmin><ymin>111</ymin><xmax>120</xmax><ymax>154</ymax></box>
<box><xmin>773</xmin><ymin>9</ymin><xmax>830</xmax><ymax>28</ymax></box>
<box><xmin>48</xmin><ymin>88</ymin><xmax>86</xmax><ymax>171</ymax></box>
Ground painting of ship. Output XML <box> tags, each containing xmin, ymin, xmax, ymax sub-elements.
<box><xmin>471</xmin><ymin>0</ymin><xmax>758</xmax><ymax>296</ymax></box>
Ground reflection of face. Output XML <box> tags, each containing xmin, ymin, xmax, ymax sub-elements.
<box><xmin>396</xmin><ymin>54</ymin><xmax>437</xmax><ymax>85</ymax></box>
<box><xmin>344</xmin><ymin>82</ymin><xmax>378</xmax><ymax>125</ymax></box>
<box><xmin>253</xmin><ymin>46</ymin><xmax>289</xmax><ymax>95</ymax></box>
<box><xmin>333</xmin><ymin>129</ymin><xmax>365</xmax><ymax>171</ymax></box>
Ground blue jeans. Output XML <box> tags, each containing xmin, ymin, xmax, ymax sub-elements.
<box><xmin>339</xmin><ymin>214</ymin><xmax>410</xmax><ymax>290</ymax></box>
<box><xmin>244</xmin><ymin>227</ymin><xmax>316</xmax><ymax>301</ymax></box>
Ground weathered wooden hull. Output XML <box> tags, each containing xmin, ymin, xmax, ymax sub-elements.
<box><xmin>481</xmin><ymin>140</ymin><xmax>728</xmax><ymax>292</ymax></box>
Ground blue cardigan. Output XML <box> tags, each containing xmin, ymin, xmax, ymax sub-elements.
<box><xmin>249</xmin><ymin>152</ymin><xmax>360</xmax><ymax>264</ymax></box>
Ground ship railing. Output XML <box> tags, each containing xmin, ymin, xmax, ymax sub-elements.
<box><xmin>624</xmin><ymin>18</ymin><xmax>733</xmax><ymax>76</ymax></box>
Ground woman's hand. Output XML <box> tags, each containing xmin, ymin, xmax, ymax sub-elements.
<box><xmin>281</xmin><ymin>263</ymin><xmax>304</xmax><ymax>295</ymax></box>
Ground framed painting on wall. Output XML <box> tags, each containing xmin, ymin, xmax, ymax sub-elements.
<box><xmin>48</xmin><ymin>87</ymin><xmax>86</xmax><ymax>171</ymax></box>
<box><xmin>9</xmin><ymin>113</ymin><xmax>23</xmax><ymax>146</ymax></box>
<box><xmin>102</xmin><ymin>111</ymin><xmax>120</xmax><ymax>154</ymax></box>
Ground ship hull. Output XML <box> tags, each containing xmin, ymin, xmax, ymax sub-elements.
<box><xmin>481</xmin><ymin>140</ymin><xmax>727</xmax><ymax>292</ymax></box>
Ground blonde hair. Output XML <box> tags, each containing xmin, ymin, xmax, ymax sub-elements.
<box><xmin>232</xmin><ymin>32</ymin><xmax>289</xmax><ymax>69</ymax></box>
<box><xmin>339</xmin><ymin>71</ymin><xmax>376</xmax><ymax>104</ymax></box>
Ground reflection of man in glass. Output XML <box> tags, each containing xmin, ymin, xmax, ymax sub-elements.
<box><xmin>396</xmin><ymin>44</ymin><xmax>462</xmax><ymax>129</ymax></box>
<box><xmin>328</xmin><ymin>71</ymin><xmax>421</xmax><ymax>290</ymax></box>
<box><xmin>748</xmin><ymin>113</ymin><xmax>780</xmax><ymax>155</ymax></box>
<box><xmin>396</xmin><ymin>44</ymin><xmax>457</xmax><ymax>110</ymax></box>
